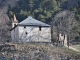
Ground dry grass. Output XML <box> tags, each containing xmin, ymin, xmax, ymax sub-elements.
<box><xmin>0</xmin><ymin>43</ymin><xmax>80</xmax><ymax>60</ymax></box>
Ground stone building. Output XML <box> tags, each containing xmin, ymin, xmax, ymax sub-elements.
<box><xmin>10</xmin><ymin>15</ymin><xmax>51</xmax><ymax>43</ymax></box>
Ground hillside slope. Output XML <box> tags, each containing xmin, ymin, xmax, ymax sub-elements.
<box><xmin>0</xmin><ymin>43</ymin><xmax>80</xmax><ymax>60</ymax></box>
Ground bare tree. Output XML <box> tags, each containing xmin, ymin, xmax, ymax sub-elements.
<box><xmin>0</xmin><ymin>0</ymin><xmax>19</xmax><ymax>43</ymax></box>
<box><xmin>52</xmin><ymin>10</ymin><xmax>78</xmax><ymax>47</ymax></box>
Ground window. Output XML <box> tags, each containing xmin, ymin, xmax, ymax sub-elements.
<box><xmin>25</xmin><ymin>32</ymin><xmax>28</xmax><ymax>35</ymax></box>
<box><xmin>24</xmin><ymin>26</ymin><xmax>26</xmax><ymax>28</ymax></box>
<box><xmin>14</xmin><ymin>24</ymin><xmax>16</xmax><ymax>27</ymax></box>
<box><xmin>39</xmin><ymin>26</ymin><xmax>41</xmax><ymax>31</ymax></box>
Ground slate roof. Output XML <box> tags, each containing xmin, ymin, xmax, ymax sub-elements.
<box><xmin>19</xmin><ymin>16</ymin><xmax>50</xmax><ymax>27</ymax></box>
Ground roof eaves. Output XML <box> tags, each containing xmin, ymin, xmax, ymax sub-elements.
<box><xmin>18</xmin><ymin>24</ymin><xmax>50</xmax><ymax>27</ymax></box>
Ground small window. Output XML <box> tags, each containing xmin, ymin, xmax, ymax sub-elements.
<box><xmin>24</xmin><ymin>26</ymin><xmax>26</xmax><ymax>28</ymax></box>
<box><xmin>39</xmin><ymin>26</ymin><xmax>41</xmax><ymax>31</ymax></box>
<box><xmin>25</xmin><ymin>32</ymin><xmax>28</xmax><ymax>35</ymax></box>
<box><xmin>14</xmin><ymin>24</ymin><xmax>16</xmax><ymax>27</ymax></box>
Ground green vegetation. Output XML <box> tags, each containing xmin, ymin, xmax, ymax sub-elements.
<box><xmin>7</xmin><ymin>0</ymin><xmax>80</xmax><ymax>23</ymax></box>
<box><xmin>7</xmin><ymin>0</ymin><xmax>61</xmax><ymax>23</ymax></box>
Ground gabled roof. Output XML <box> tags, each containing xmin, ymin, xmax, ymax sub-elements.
<box><xmin>19</xmin><ymin>16</ymin><xmax>50</xmax><ymax>27</ymax></box>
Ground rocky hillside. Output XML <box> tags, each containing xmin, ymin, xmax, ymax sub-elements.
<box><xmin>0</xmin><ymin>43</ymin><xmax>80</xmax><ymax>60</ymax></box>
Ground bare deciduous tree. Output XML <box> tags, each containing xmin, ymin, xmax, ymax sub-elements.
<box><xmin>51</xmin><ymin>10</ymin><xmax>78</xmax><ymax>47</ymax></box>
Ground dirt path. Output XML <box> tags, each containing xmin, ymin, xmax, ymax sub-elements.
<box><xmin>69</xmin><ymin>46</ymin><xmax>80</xmax><ymax>52</ymax></box>
<box><xmin>65</xmin><ymin>45</ymin><xmax>80</xmax><ymax>52</ymax></box>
